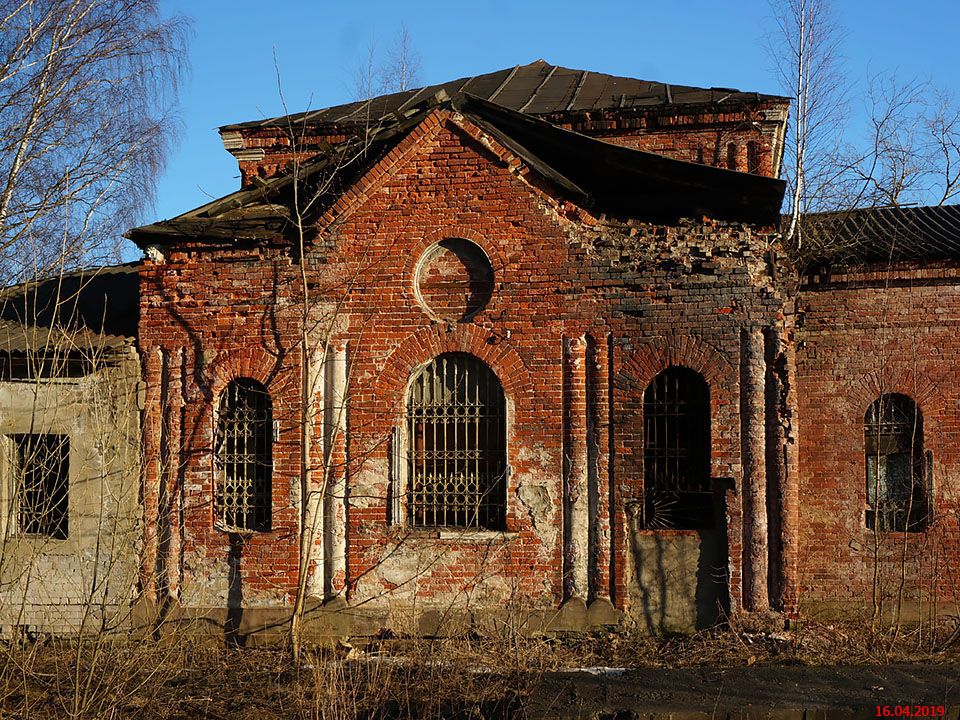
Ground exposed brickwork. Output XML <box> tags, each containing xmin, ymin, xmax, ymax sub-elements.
<box><xmin>139</xmin><ymin>250</ymin><xmax>306</xmax><ymax>604</ymax></box>
<box><xmin>227</xmin><ymin>103</ymin><xmax>785</xmax><ymax>188</ymax></box>
<box><xmin>139</xmin><ymin>106</ymin><xmax>794</xmax><ymax>622</ymax></box>
<box><xmin>796</xmin><ymin>264</ymin><xmax>960</xmax><ymax>614</ymax></box>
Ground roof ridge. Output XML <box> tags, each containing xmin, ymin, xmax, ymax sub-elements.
<box><xmin>218</xmin><ymin>62</ymin><xmax>789</xmax><ymax>133</ymax></box>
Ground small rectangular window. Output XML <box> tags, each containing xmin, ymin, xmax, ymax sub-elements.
<box><xmin>11</xmin><ymin>434</ymin><xmax>69</xmax><ymax>539</ymax></box>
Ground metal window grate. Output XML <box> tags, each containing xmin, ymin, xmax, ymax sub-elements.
<box><xmin>12</xmin><ymin>434</ymin><xmax>68</xmax><ymax>539</ymax></box>
<box><xmin>865</xmin><ymin>393</ymin><xmax>928</xmax><ymax>532</ymax></box>
<box><xmin>215</xmin><ymin>378</ymin><xmax>272</xmax><ymax>532</ymax></box>
<box><xmin>642</xmin><ymin>367</ymin><xmax>712</xmax><ymax>529</ymax></box>
<box><xmin>407</xmin><ymin>353</ymin><xmax>506</xmax><ymax>529</ymax></box>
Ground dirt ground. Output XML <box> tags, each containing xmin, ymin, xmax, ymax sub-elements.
<box><xmin>0</xmin><ymin>621</ymin><xmax>957</xmax><ymax>719</ymax></box>
<box><xmin>529</xmin><ymin>664</ymin><xmax>960</xmax><ymax>718</ymax></box>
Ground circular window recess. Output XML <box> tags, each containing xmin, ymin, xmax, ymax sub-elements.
<box><xmin>415</xmin><ymin>238</ymin><xmax>494</xmax><ymax>322</ymax></box>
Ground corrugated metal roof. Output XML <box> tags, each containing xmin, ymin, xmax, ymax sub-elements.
<box><xmin>798</xmin><ymin>205</ymin><xmax>960</xmax><ymax>265</ymax></box>
<box><xmin>220</xmin><ymin>60</ymin><xmax>787</xmax><ymax>132</ymax></box>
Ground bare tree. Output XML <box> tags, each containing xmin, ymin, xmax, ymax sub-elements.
<box><xmin>277</xmin><ymin>27</ymin><xmax>422</xmax><ymax>659</ymax></box>
<box><xmin>770</xmin><ymin>0</ymin><xmax>960</xmax><ymax>230</ymax></box>
<box><xmin>770</xmin><ymin>0</ymin><xmax>960</xmax><ymax>636</ymax></box>
<box><xmin>768</xmin><ymin>0</ymin><xmax>847</xmax><ymax>245</ymax></box>
<box><xmin>836</xmin><ymin>75</ymin><xmax>960</xmax><ymax>209</ymax></box>
<box><xmin>379</xmin><ymin>24</ymin><xmax>421</xmax><ymax>94</ymax></box>
<box><xmin>353</xmin><ymin>24</ymin><xmax>422</xmax><ymax>100</ymax></box>
<box><xmin>0</xmin><ymin>0</ymin><xmax>188</xmax><ymax>281</ymax></box>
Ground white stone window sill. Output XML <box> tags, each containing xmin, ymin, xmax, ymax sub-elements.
<box><xmin>431</xmin><ymin>529</ymin><xmax>518</xmax><ymax>542</ymax></box>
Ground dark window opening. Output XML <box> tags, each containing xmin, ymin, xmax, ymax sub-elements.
<box><xmin>747</xmin><ymin>141</ymin><xmax>761</xmax><ymax>174</ymax></box>
<box><xmin>215</xmin><ymin>378</ymin><xmax>272</xmax><ymax>532</ymax></box>
<box><xmin>12</xmin><ymin>434</ymin><xmax>69</xmax><ymax>539</ymax></box>
<box><xmin>726</xmin><ymin>142</ymin><xmax>738</xmax><ymax>171</ymax></box>
<box><xmin>0</xmin><ymin>351</ymin><xmax>101</xmax><ymax>380</ymax></box>
<box><xmin>865</xmin><ymin>394</ymin><xmax>929</xmax><ymax>532</ymax></box>
<box><xmin>642</xmin><ymin>367</ymin><xmax>712</xmax><ymax>529</ymax></box>
<box><xmin>407</xmin><ymin>353</ymin><xmax>506</xmax><ymax>529</ymax></box>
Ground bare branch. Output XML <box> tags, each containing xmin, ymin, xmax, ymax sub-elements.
<box><xmin>0</xmin><ymin>0</ymin><xmax>189</xmax><ymax>281</ymax></box>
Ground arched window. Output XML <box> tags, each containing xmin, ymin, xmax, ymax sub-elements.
<box><xmin>865</xmin><ymin>394</ymin><xmax>929</xmax><ymax>532</ymax></box>
<box><xmin>215</xmin><ymin>378</ymin><xmax>272</xmax><ymax>532</ymax></box>
<box><xmin>406</xmin><ymin>353</ymin><xmax>506</xmax><ymax>529</ymax></box>
<box><xmin>643</xmin><ymin>367</ymin><xmax>711</xmax><ymax>529</ymax></box>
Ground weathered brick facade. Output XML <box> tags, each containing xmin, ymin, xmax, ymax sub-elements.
<box><xmin>796</xmin><ymin>263</ymin><xmax>960</xmax><ymax>618</ymax></box>
<box><xmin>127</xmin><ymin>62</ymin><xmax>960</xmax><ymax>638</ymax></box>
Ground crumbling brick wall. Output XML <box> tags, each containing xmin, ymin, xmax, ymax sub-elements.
<box><xmin>795</xmin><ymin>263</ymin><xmax>960</xmax><ymax>617</ymax></box>
<box><xmin>139</xmin><ymin>108</ymin><xmax>792</xmax><ymax>630</ymax></box>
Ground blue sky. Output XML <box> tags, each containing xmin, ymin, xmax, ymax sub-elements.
<box><xmin>150</xmin><ymin>0</ymin><xmax>960</xmax><ymax>233</ymax></box>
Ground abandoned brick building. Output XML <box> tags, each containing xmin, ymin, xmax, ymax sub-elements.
<box><xmin>3</xmin><ymin>60</ymin><xmax>960</xmax><ymax>637</ymax></box>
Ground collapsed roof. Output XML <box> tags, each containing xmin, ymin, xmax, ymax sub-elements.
<box><xmin>130</xmin><ymin>90</ymin><xmax>786</xmax><ymax>246</ymax></box>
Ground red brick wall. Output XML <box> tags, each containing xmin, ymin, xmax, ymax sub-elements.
<box><xmin>140</xmin><ymin>109</ymin><xmax>787</xmax><ymax>617</ymax></box>
<box><xmin>557</xmin><ymin>103</ymin><xmax>787</xmax><ymax>178</ymax></box>
<box><xmin>139</xmin><ymin>249</ymin><xmax>306</xmax><ymax>604</ymax></box>
<box><xmin>228</xmin><ymin>103</ymin><xmax>786</xmax><ymax>187</ymax></box>
<box><xmin>795</xmin><ymin>264</ymin><xmax>960</xmax><ymax>613</ymax></box>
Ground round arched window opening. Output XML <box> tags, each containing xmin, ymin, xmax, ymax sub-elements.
<box><xmin>414</xmin><ymin>238</ymin><xmax>494</xmax><ymax>322</ymax></box>
<box><xmin>405</xmin><ymin>352</ymin><xmax>507</xmax><ymax>529</ymax></box>
<box><xmin>214</xmin><ymin>378</ymin><xmax>273</xmax><ymax>533</ymax></box>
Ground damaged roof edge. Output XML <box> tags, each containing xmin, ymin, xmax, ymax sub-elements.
<box><xmin>458</xmin><ymin>94</ymin><xmax>786</xmax><ymax>225</ymax></box>
<box><xmin>131</xmin><ymin>94</ymin><xmax>786</xmax><ymax>246</ymax></box>
<box><xmin>218</xmin><ymin>60</ymin><xmax>790</xmax><ymax>134</ymax></box>
<box><xmin>0</xmin><ymin>263</ymin><xmax>140</xmax><ymax>344</ymax></box>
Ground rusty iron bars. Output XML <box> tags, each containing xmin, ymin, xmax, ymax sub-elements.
<box><xmin>215</xmin><ymin>378</ymin><xmax>273</xmax><ymax>532</ymax></box>
<box><xmin>406</xmin><ymin>353</ymin><xmax>506</xmax><ymax>529</ymax></box>
<box><xmin>642</xmin><ymin>366</ymin><xmax>712</xmax><ymax>530</ymax></box>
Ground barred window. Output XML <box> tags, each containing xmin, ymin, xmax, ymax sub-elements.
<box><xmin>642</xmin><ymin>367</ymin><xmax>712</xmax><ymax>530</ymax></box>
<box><xmin>406</xmin><ymin>353</ymin><xmax>506</xmax><ymax>529</ymax></box>
<box><xmin>215</xmin><ymin>378</ymin><xmax>272</xmax><ymax>532</ymax></box>
<box><xmin>11</xmin><ymin>434</ymin><xmax>69</xmax><ymax>539</ymax></box>
<box><xmin>865</xmin><ymin>394</ymin><xmax>929</xmax><ymax>532</ymax></box>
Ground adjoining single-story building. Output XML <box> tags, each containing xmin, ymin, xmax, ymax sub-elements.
<box><xmin>0</xmin><ymin>266</ymin><xmax>141</xmax><ymax>635</ymax></box>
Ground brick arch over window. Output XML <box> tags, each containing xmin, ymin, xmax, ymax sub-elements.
<box><xmin>205</xmin><ymin>346</ymin><xmax>292</xmax><ymax>400</ymax></box>
<box><xmin>214</xmin><ymin>377</ymin><xmax>273</xmax><ymax>532</ymax></box>
<box><xmin>847</xmin><ymin>366</ymin><xmax>947</xmax><ymax>457</ymax></box>
<box><xmin>850</xmin><ymin>368</ymin><xmax>944</xmax><ymax>414</ymax></box>
<box><xmin>863</xmin><ymin>393</ymin><xmax>930</xmax><ymax>533</ymax></box>
<box><xmin>404</xmin><ymin>352</ymin><xmax>507</xmax><ymax>529</ymax></box>
<box><xmin>642</xmin><ymin>366</ymin><xmax>712</xmax><ymax>529</ymax></box>
<box><xmin>616</xmin><ymin>334</ymin><xmax>730</xmax><ymax>391</ymax></box>
<box><xmin>377</xmin><ymin>325</ymin><xmax>533</xmax><ymax>415</ymax></box>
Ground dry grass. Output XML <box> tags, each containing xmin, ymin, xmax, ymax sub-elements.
<box><xmin>0</xmin><ymin>618</ymin><xmax>956</xmax><ymax>719</ymax></box>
